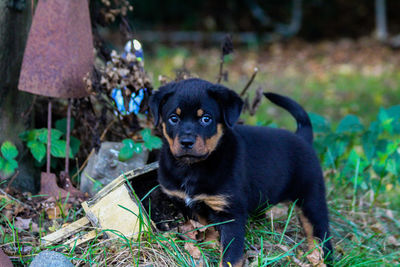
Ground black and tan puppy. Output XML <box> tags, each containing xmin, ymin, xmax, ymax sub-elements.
<box><xmin>149</xmin><ymin>78</ymin><xmax>332</xmax><ymax>266</ymax></box>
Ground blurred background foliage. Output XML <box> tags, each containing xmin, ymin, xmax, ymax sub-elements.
<box><xmin>95</xmin><ymin>0</ymin><xmax>400</xmax><ymax>40</ymax></box>
<box><xmin>89</xmin><ymin>0</ymin><xmax>400</xmax><ymax>129</ymax></box>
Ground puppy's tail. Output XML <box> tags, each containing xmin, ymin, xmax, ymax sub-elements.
<box><xmin>264</xmin><ymin>92</ymin><xmax>313</xmax><ymax>144</ymax></box>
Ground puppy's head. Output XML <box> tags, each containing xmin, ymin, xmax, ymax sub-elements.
<box><xmin>149</xmin><ymin>78</ymin><xmax>243</xmax><ymax>163</ymax></box>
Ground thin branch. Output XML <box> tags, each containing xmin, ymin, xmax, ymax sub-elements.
<box><xmin>217</xmin><ymin>56</ymin><xmax>225</xmax><ymax>84</ymax></box>
<box><xmin>6</xmin><ymin>171</ymin><xmax>19</xmax><ymax>190</ymax></box>
<box><xmin>240</xmin><ymin>67</ymin><xmax>259</xmax><ymax>97</ymax></box>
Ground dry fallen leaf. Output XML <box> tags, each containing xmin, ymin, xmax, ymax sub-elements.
<box><xmin>184</xmin><ymin>242</ymin><xmax>201</xmax><ymax>260</ymax></box>
<box><xmin>179</xmin><ymin>220</ymin><xmax>200</xmax><ymax>240</ymax></box>
<box><xmin>306</xmin><ymin>249</ymin><xmax>326</xmax><ymax>267</ymax></box>
<box><xmin>270</xmin><ymin>205</ymin><xmax>288</xmax><ymax>219</ymax></box>
<box><xmin>45</xmin><ymin>206</ymin><xmax>62</xmax><ymax>220</ymax></box>
<box><xmin>370</xmin><ymin>223</ymin><xmax>385</xmax><ymax>234</ymax></box>
<box><xmin>204</xmin><ymin>227</ymin><xmax>220</xmax><ymax>248</ymax></box>
<box><xmin>178</xmin><ymin>220</ymin><xmax>221</xmax><ymax>258</ymax></box>
<box><xmin>387</xmin><ymin>235</ymin><xmax>400</xmax><ymax>247</ymax></box>
<box><xmin>14</xmin><ymin>217</ymin><xmax>32</xmax><ymax>230</ymax></box>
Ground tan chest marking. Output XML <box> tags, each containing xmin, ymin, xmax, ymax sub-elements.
<box><xmin>193</xmin><ymin>194</ymin><xmax>230</xmax><ymax>212</ymax></box>
<box><xmin>161</xmin><ymin>187</ymin><xmax>187</xmax><ymax>200</ymax></box>
<box><xmin>161</xmin><ymin>187</ymin><xmax>230</xmax><ymax>212</ymax></box>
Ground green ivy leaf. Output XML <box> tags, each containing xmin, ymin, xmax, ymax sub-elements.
<box><xmin>118</xmin><ymin>139</ymin><xmax>143</xmax><ymax>161</ymax></box>
<box><xmin>377</xmin><ymin>108</ymin><xmax>395</xmax><ymax>133</ymax></box>
<box><xmin>1</xmin><ymin>159</ymin><xmax>18</xmax><ymax>176</ymax></box>
<box><xmin>51</xmin><ymin>140</ymin><xmax>67</xmax><ymax>158</ymax></box>
<box><xmin>386</xmin><ymin>153</ymin><xmax>400</xmax><ymax>176</ymax></box>
<box><xmin>1</xmin><ymin>141</ymin><xmax>18</xmax><ymax>160</ymax></box>
<box><xmin>27</xmin><ymin>140</ymin><xmax>46</xmax><ymax>162</ymax></box>
<box><xmin>309</xmin><ymin>113</ymin><xmax>330</xmax><ymax>133</ymax></box>
<box><xmin>37</xmin><ymin>128</ymin><xmax>64</xmax><ymax>143</ymax></box>
<box><xmin>386</xmin><ymin>105</ymin><xmax>400</xmax><ymax>134</ymax></box>
<box><xmin>372</xmin><ymin>159</ymin><xmax>388</xmax><ymax>177</ymax></box>
<box><xmin>141</xmin><ymin>129</ymin><xmax>162</xmax><ymax>150</ymax></box>
<box><xmin>19</xmin><ymin>130</ymin><xmax>38</xmax><ymax>142</ymax></box>
<box><xmin>37</xmin><ymin>129</ymin><xmax>48</xmax><ymax>143</ymax></box>
<box><xmin>327</xmin><ymin>134</ymin><xmax>349</xmax><ymax>158</ymax></box>
<box><xmin>362</xmin><ymin>131</ymin><xmax>378</xmax><ymax>161</ymax></box>
<box><xmin>55</xmin><ymin>118</ymin><xmax>75</xmax><ymax>134</ymax></box>
<box><xmin>0</xmin><ymin>157</ymin><xmax>5</xmax><ymax>170</ymax></box>
<box><xmin>141</xmin><ymin>129</ymin><xmax>152</xmax><ymax>141</ymax></box>
<box><xmin>386</xmin><ymin>105</ymin><xmax>400</xmax><ymax>119</ymax></box>
<box><xmin>341</xmin><ymin>149</ymin><xmax>368</xmax><ymax>181</ymax></box>
<box><xmin>336</xmin><ymin>115</ymin><xmax>364</xmax><ymax>134</ymax></box>
<box><xmin>119</xmin><ymin>146</ymin><xmax>133</xmax><ymax>161</ymax></box>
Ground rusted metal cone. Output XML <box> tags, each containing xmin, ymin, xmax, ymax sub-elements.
<box><xmin>18</xmin><ymin>0</ymin><xmax>93</xmax><ymax>98</ymax></box>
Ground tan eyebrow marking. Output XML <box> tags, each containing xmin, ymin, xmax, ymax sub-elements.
<box><xmin>176</xmin><ymin>108</ymin><xmax>181</xmax><ymax>115</ymax></box>
<box><xmin>197</xmin><ymin>109</ymin><xmax>204</xmax><ymax>117</ymax></box>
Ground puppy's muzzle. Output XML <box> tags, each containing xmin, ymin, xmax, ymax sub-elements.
<box><xmin>180</xmin><ymin>136</ymin><xmax>195</xmax><ymax>150</ymax></box>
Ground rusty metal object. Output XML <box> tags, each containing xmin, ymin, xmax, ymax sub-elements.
<box><xmin>18</xmin><ymin>0</ymin><xmax>93</xmax><ymax>98</ymax></box>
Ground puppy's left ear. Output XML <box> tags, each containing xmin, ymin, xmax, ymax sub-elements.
<box><xmin>208</xmin><ymin>85</ymin><xmax>243</xmax><ymax>128</ymax></box>
<box><xmin>149</xmin><ymin>83</ymin><xmax>176</xmax><ymax>126</ymax></box>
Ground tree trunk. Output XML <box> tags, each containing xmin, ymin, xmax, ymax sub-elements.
<box><xmin>0</xmin><ymin>0</ymin><xmax>39</xmax><ymax>192</ymax></box>
<box><xmin>0</xmin><ymin>0</ymin><xmax>33</xmax><ymax>142</ymax></box>
<box><xmin>375</xmin><ymin>0</ymin><xmax>388</xmax><ymax>41</ymax></box>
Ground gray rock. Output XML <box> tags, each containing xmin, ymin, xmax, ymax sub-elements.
<box><xmin>80</xmin><ymin>141</ymin><xmax>149</xmax><ymax>195</ymax></box>
<box><xmin>30</xmin><ymin>250</ymin><xmax>73</xmax><ymax>267</ymax></box>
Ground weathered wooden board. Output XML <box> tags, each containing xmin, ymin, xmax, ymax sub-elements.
<box><xmin>41</xmin><ymin>162</ymin><xmax>159</xmax><ymax>247</ymax></box>
<box><xmin>42</xmin><ymin>217</ymin><xmax>90</xmax><ymax>246</ymax></box>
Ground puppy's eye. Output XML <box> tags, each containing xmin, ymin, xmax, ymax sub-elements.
<box><xmin>168</xmin><ymin>115</ymin><xmax>180</xmax><ymax>125</ymax></box>
<box><xmin>200</xmin><ymin>115</ymin><xmax>212</xmax><ymax>126</ymax></box>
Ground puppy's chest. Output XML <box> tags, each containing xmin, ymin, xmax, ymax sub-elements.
<box><xmin>161</xmin><ymin>176</ymin><xmax>230</xmax><ymax>213</ymax></box>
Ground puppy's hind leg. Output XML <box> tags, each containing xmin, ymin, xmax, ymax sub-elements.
<box><xmin>298</xmin><ymin>194</ymin><xmax>333</xmax><ymax>266</ymax></box>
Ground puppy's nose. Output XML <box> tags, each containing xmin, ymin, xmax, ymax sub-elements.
<box><xmin>180</xmin><ymin>137</ymin><xmax>195</xmax><ymax>149</ymax></box>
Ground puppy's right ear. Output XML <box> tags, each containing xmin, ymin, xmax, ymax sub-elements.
<box><xmin>149</xmin><ymin>83</ymin><xmax>176</xmax><ymax>126</ymax></box>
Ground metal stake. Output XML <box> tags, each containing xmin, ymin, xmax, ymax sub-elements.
<box><xmin>46</xmin><ymin>99</ymin><xmax>52</xmax><ymax>174</ymax></box>
<box><xmin>65</xmin><ymin>99</ymin><xmax>71</xmax><ymax>174</ymax></box>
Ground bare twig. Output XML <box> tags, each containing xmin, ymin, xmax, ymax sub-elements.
<box><xmin>6</xmin><ymin>170</ymin><xmax>19</xmax><ymax>190</ymax></box>
<box><xmin>217</xmin><ymin>56</ymin><xmax>225</xmax><ymax>84</ymax></box>
<box><xmin>249</xmin><ymin>86</ymin><xmax>264</xmax><ymax>115</ymax></box>
<box><xmin>217</xmin><ymin>34</ymin><xmax>233</xmax><ymax>84</ymax></box>
<box><xmin>240</xmin><ymin>67</ymin><xmax>259</xmax><ymax>97</ymax></box>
